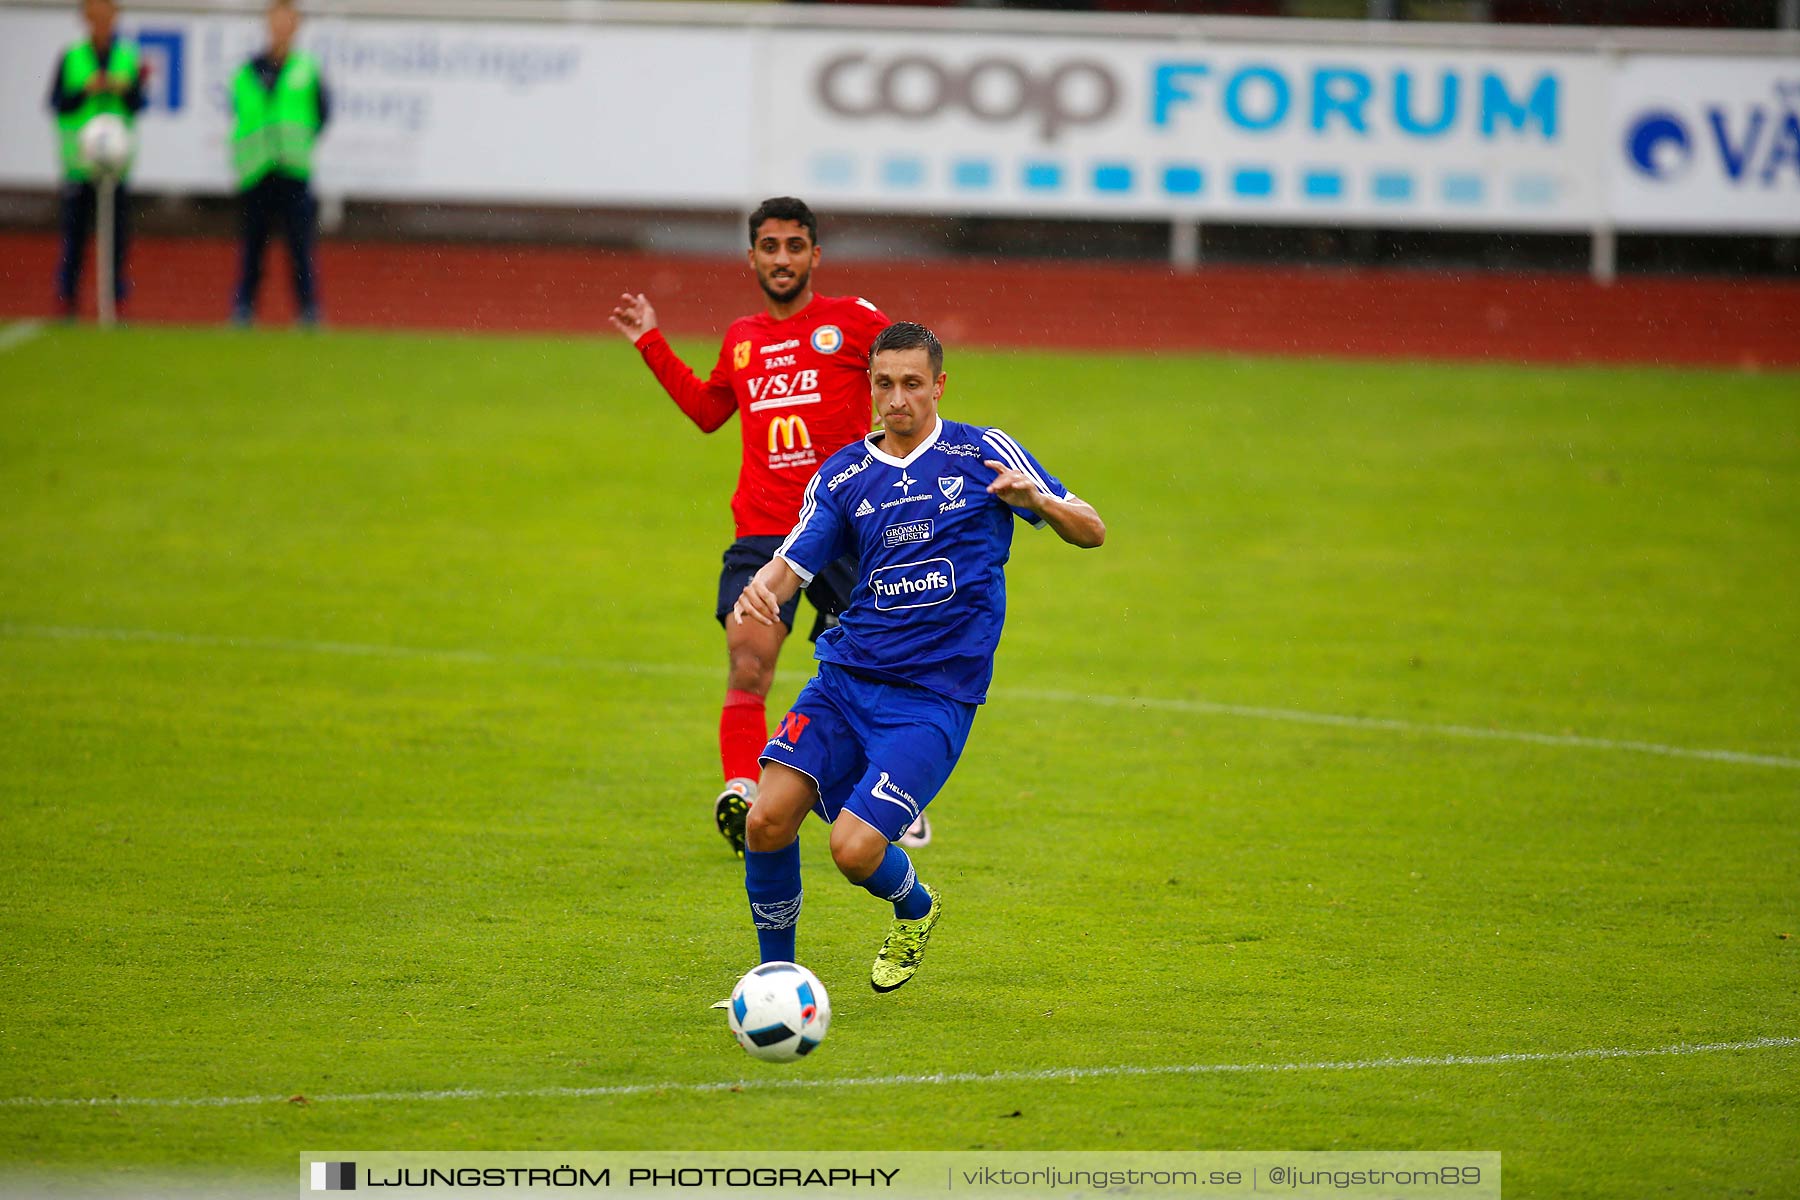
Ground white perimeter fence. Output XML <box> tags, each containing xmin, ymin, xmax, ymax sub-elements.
<box><xmin>2</xmin><ymin>0</ymin><xmax>1797</xmax><ymax>278</ymax></box>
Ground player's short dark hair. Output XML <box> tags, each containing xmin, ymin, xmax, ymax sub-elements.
<box><xmin>748</xmin><ymin>197</ymin><xmax>818</xmax><ymax>246</ymax></box>
<box><xmin>871</xmin><ymin>322</ymin><xmax>944</xmax><ymax>377</ymax></box>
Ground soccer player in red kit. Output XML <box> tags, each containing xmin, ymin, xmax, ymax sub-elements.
<box><xmin>609</xmin><ymin>197</ymin><xmax>931</xmax><ymax>855</ymax></box>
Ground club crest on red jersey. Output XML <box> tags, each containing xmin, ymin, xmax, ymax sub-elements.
<box><xmin>810</xmin><ymin>325</ymin><xmax>844</xmax><ymax>355</ymax></box>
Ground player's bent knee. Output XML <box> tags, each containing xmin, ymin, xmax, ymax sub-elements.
<box><xmin>727</xmin><ymin>655</ymin><xmax>775</xmax><ymax>694</ymax></box>
<box><xmin>745</xmin><ymin>762</ymin><xmax>814</xmax><ymax>852</ymax></box>
<box><xmin>725</xmin><ymin>626</ymin><xmax>783</xmax><ymax>694</ymax></box>
<box><xmin>744</xmin><ymin>808</ymin><xmax>791</xmax><ymax>853</ymax></box>
<box><xmin>829</xmin><ymin>813</ymin><xmax>889</xmax><ymax>883</ymax></box>
<box><xmin>745</xmin><ymin>803</ymin><xmax>805</xmax><ymax>853</ymax></box>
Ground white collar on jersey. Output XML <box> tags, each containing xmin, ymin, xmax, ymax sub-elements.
<box><xmin>864</xmin><ymin>415</ymin><xmax>943</xmax><ymax>468</ymax></box>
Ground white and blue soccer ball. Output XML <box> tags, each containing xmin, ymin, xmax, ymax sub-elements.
<box><xmin>78</xmin><ymin>114</ymin><xmax>132</xmax><ymax>175</ymax></box>
<box><xmin>726</xmin><ymin>962</ymin><xmax>830</xmax><ymax>1063</ymax></box>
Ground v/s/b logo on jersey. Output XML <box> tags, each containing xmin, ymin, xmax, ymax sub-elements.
<box><xmin>747</xmin><ymin>370</ymin><xmax>820</xmax><ymax>405</ymax></box>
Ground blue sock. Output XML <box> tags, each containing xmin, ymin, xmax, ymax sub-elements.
<box><xmin>858</xmin><ymin>843</ymin><xmax>931</xmax><ymax>920</ymax></box>
<box><xmin>745</xmin><ymin>841</ymin><xmax>803</xmax><ymax>963</ymax></box>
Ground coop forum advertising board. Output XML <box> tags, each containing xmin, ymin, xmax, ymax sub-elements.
<box><xmin>0</xmin><ymin>5</ymin><xmax>1794</xmax><ymax>232</ymax></box>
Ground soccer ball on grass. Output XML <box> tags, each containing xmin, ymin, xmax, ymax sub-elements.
<box><xmin>726</xmin><ymin>962</ymin><xmax>830</xmax><ymax>1062</ymax></box>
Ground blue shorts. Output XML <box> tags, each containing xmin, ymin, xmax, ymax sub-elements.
<box><xmin>759</xmin><ymin>662</ymin><xmax>977</xmax><ymax>842</ymax></box>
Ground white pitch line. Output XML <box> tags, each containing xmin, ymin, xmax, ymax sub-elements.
<box><xmin>3</xmin><ymin>621</ymin><xmax>1797</xmax><ymax>771</ymax></box>
<box><xmin>0</xmin><ymin>320</ymin><xmax>45</xmax><ymax>354</ymax></box>
<box><xmin>0</xmin><ymin>622</ymin><xmax>711</xmax><ymax>680</ymax></box>
<box><xmin>1</xmin><ymin>1036</ymin><xmax>1794</xmax><ymax>1111</ymax></box>
<box><xmin>1004</xmin><ymin>686</ymin><xmax>1800</xmax><ymax>770</ymax></box>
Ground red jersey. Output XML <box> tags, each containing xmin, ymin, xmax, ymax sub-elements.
<box><xmin>634</xmin><ymin>293</ymin><xmax>891</xmax><ymax>538</ymax></box>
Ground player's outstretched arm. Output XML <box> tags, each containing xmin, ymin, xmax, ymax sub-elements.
<box><xmin>608</xmin><ymin>292</ymin><xmax>658</xmax><ymax>342</ymax></box>
<box><xmin>983</xmin><ymin>461</ymin><xmax>1106</xmax><ymax>548</ymax></box>
<box><xmin>734</xmin><ymin>557</ymin><xmax>805</xmax><ymax>626</ymax></box>
<box><xmin>610</xmin><ymin>293</ymin><xmax>737</xmax><ymax>432</ymax></box>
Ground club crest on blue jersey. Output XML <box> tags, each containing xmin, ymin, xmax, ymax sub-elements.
<box><xmin>810</xmin><ymin>325</ymin><xmax>844</xmax><ymax>354</ymax></box>
<box><xmin>937</xmin><ymin>476</ymin><xmax>963</xmax><ymax>501</ymax></box>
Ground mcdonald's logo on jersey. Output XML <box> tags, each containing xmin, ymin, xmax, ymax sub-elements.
<box><xmin>733</xmin><ymin>340</ymin><xmax>752</xmax><ymax>370</ymax></box>
<box><xmin>768</xmin><ymin>415</ymin><xmax>812</xmax><ymax>454</ymax></box>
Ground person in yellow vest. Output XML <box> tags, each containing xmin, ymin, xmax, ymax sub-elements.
<box><xmin>230</xmin><ymin>0</ymin><xmax>330</xmax><ymax>327</ymax></box>
<box><xmin>46</xmin><ymin>0</ymin><xmax>147</xmax><ymax>320</ymax></box>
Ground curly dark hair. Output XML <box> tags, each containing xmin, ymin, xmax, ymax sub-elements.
<box><xmin>747</xmin><ymin>197</ymin><xmax>818</xmax><ymax>246</ymax></box>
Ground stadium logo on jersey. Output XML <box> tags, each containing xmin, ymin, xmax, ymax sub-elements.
<box><xmin>768</xmin><ymin>416</ymin><xmax>812</xmax><ymax>454</ymax></box>
<box><xmin>937</xmin><ymin>476</ymin><xmax>964</xmax><ymax>501</ymax></box>
<box><xmin>734</xmin><ymin>340</ymin><xmax>752</xmax><ymax>370</ymax></box>
<box><xmin>869</xmin><ymin>558</ymin><xmax>956</xmax><ymax>611</ymax></box>
<box><xmin>810</xmin><ymin>325</ymin><xmax>844</xmax><ymax>354</ymax></box>
<box><xmin>884</xmin><ymin>519</ymin><xmax>933</xmax><ymax>548</ymax></box>
<box><xmin>854</xmin><ymin>499</ymin><xmax>876</xmax><ymax>518</ymax></box>
<box><xmin>828</xmin><ymin>455</ymin><xmax>873</xmax><ymax>492</ymax></box>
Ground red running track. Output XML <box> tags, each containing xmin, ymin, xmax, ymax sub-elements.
<box><xmin>3</xmin><ymin>231</ymin><xmax>1796</xmax><ymax>369</ymax></box>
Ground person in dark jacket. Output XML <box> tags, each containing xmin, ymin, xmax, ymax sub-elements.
<box><xmin>229</xmin><ymin>0</ymin><xmax>331</xmax><ymax>326</ymax></box>
<box><xmin>47</xmin><ymin>0</ymin><xmax>147</xmax><ymax>319</ymax></box>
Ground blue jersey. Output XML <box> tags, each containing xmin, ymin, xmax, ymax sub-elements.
<box><xmin>774</xmin><ymin>416</ymin><xmax>1072</xmax><ymax>705</ymax></box>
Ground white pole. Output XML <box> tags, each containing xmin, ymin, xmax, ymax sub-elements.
<box><xmin>96</xmin><ymin>174</ymin><xmax>117</xmax><ymax>328</ymax></box>
<box><xmin>1590</xmin><ymin>224</ymin><xmax>1616</xmax><ymax>287</ymax></box>
<box><xmin>1170</xmin><ymin>220</ymin><xmax>1201</xmax><ymax>273</ymax></box>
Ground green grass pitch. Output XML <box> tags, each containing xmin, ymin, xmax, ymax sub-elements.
<box><xmin>1</xmin><ymin>325</ymin><xmax>1796</xmax><ymax>1197</ymax></box>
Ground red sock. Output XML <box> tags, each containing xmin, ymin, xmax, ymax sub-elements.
<box><xmin>720</xmin><ymin>689</ymin><xmax>767</xmax><ymax>785</ymax></box>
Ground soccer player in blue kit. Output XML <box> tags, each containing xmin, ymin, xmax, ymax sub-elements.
<box><xmin>731</xmin><ymin>322</ymin><xmax>1106</xmax><ymax>992</ymax></box>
